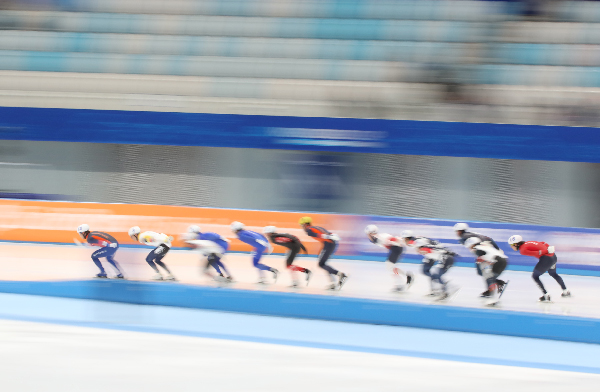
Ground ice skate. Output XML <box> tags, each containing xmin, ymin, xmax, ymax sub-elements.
<box><xmin>94</xmin><ymin>273</ymin><xmax>108</xmax><ymax>279</ymax></box>
<box><xmin>538</xmin><ymin>294</ymin><xmax>552</xmax><ymax>302</ymax></box>
<box><xmin>305</xmin><ymin>269</ymin><xmax>312</xmax><ymax>286</ymax></box>
<box><xmin>479</xmin><ymin>289</ymin><xmax>491</xmax><ymax>298</ymax></box>
<box><xmin>405</xmin><ymin>272</ymin><xmax>414</xmax><ymax>289</ymax></box>
<box><xmin>391</xmin><ymin>285</ymin><xmax>405</xmax><ymax>293</ymax></box>
<box><xmin>436</xmin><ymin>291</ymin><xmax>450</xmax><ymax>301</ymax></box>
<box><xmin>164</xmin><ymin>274</ymin><xmax>177</xmax><ymax>281</ymax></box>
<box><xmin>561</xmin><ymin>290</ymin><xmax>571</xmax><ymax>298</ymax></box>
<box><xmin>425</xmin><ymin>291</ymin><xmax>441</xmax><ymax>297</ymax></box>
<box><xmin>151</xmin><ymin>273</ymin><xmax>164</xmax><ymax>281</ymax></box>
<box><xmin>497</xmin><ymin>280</ymin><xmax>509</xmax><ymax>299</ymax></box>
<box><xmin>114</xmin><ymin>274</ymin><xmax>125</xmax><ymax>279</ymax></box>
<box><xmin>257</xmin><ymin>278</ymin><xmax>268</xmax><ymax>285</ymax></box>
<box><xmin>485</xmin><ymin>295</ymin><xmax>500</xmax><ymax>307</ymax></box>
<box><xmin>437</xmin><ymin>286</ymin><xmax>460</xmax><ymax>302</ymax></box>
<box><xmin>214</xmin><ymin>274</ymin><xmax>229</xmax><ymax>284</ymax></box>
<box><xmin>325</xmin><ymin>283</ymin><xmax>337</xmax><ymax>291</ymax></box>
<box><xmin>289</xmin><ymin>281</ymin><xmax>300</xmax><ymax>289</ymax></box>
<box><xmin>271</xmin><ymin>269</ymin><xmax>279</xmax><ymax>284</ymax></box>
<box><xmin>337</xmin><ymin>273</ymin><xmax>349</xmax><ymax>290</ymax></box>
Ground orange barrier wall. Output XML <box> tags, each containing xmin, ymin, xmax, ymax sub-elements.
<box><xmin>0</xmin><ymin>200</ymin><xmax>351</xmax><ymax>255</ymax></box>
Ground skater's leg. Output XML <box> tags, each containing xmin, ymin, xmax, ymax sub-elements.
<box><xmin>286</xmin><ymin>248</ymin><xmax>305</xmax><ymax>271</ymax></box>
<box><xmin>387</xmin><ymin>246</ymin><xmax>407</xmax><ymax>284</ymax></box>
<box><xmin>154</xmin><ymin>255</ymin><xmax>172</xmax><ymax>274</ymax></box>
<box><xmin>103</xmin><ymin>247</ymin><xmax>122</xmax><ymax>274</ymax></box>
<box><xmin>286</xmin><ymin>247</ymin><xmax>305</xmax><ymax>285</ymax></box>
<box><xmin>215</xmin><ymin>259</ymin><xmax>231</xmax><ymax>277</ymax></box>
<box><xmin>548</xmin><ymin>267</ymin><xmax>567</xmax><ymax>290</ymax></box>
<box><xmin>543</xmin><ymin>255</ymin><xmax>566</xmax><ymax>290</ymax></box>
<box><xmin>207</xmin><ymin>254</ymin><xmax>222</xmax><ymax>275</ymax></box>
<box><xmin>318</xmin><ymin>242</ymin><xmax>338</xmax><ymax>282</ymax></box>
<box><xmin>431</xmin><ymin>265</ymin><xmax>450</xmax><ymax>291</ymax></box>
<box><xmin>422</xmin><ymin>260</ymin><xmax>435</xmax><ymax>290</ymax></box>
<box><xmin>91</xmin><ymin>248</ymin><xmax>106</xmax><ymax>274</ymax></box>
<box><xmin>532</xmin><ymin>256</ymin><xmax>555</xmax><ymax>295</ymax></box>
<box><xmin>532</xmin><ymin>269</ymin><xmax>547</xmax><ymax>294</ymax></box>
<box><xmin>435</xmin><ymin>256</ymin><xmax>454</xmax><ymax>290</ymax></box>
<box><xmin>145</xmin><ymin>251</ymin><xmax>160</xmax><ymax>273</ymax></box>
<box><xmin>252</xmin><ymin>248</ymin><xmax>272</xmax><ymax>271</ymax></box>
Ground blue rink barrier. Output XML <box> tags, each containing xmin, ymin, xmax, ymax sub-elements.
<box><xmin>0</xmin><ymin>279</ymin><xmax>598</xmax><ymax>345</ymax></box>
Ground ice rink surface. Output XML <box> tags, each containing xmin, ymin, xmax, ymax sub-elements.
<box><xmin>0</xmin><ymin>242</ymin><xmax>598</xmax><ymax>319</ymax></box>
<box><xmin>1</xmin><ymin>295</ymin><xmax>600</xmax><ymax>392</ymax></box>
<box><xmin>1</xmin><ymin>242</ymin><xmax>600</xmax><ymax>391</ymax></box>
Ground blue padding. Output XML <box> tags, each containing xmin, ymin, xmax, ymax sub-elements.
<box><xmin>0</xmin><ymin>279</ymin><xmax>597</xmax><ymax>344</ymax></box>
<box><xmin>2</xmin><ymin>107</ymin><xmax>600</xmax><ymax>163</ymax></box>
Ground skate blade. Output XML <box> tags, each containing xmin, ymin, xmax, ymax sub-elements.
<box><xmin>498</xmin><ymin>280</ymin><xmax>510</xmax><ymax>299</ymax></box>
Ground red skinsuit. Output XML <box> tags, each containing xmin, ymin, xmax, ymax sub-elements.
<box><xmin>519</xmin><ymin>241</ymin><xmax>554</xmax><ymax>258</ymax></box>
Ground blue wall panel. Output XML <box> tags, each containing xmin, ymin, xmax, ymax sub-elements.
<box><xmin>1</xmin><ymin>107</ymin><xmax>599</xmax><ymax>163</ymax></box>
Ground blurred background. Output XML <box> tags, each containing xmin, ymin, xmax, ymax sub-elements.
<box><xmin>0</xmin><ymin>0</ymin><xmax>599</xmax><ymax>228</ymax></box>
<box><xmin>1</xmin><ymin>3</ymin><xmax>600</xmax><ymax>389</ymax></box>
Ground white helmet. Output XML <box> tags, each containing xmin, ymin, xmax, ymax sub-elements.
<box><xmin>464</xmin><ymin>237</ymin><xmax>481</xmax><ymax>248</ymax></box>
<box><xmin>188</xmin><ymin>225</ymin><xmax>201</xmax><ymax>234</ymax></box>
<box><xmin>77</xmin><ymin>224</ymin><xmax>90</xmax><ymax>234</ymax></box>
<box><xmin>365</xmin><ymin>225</ymin><xmax>378</xmax><ymax>235</ymax></box>
<box><xmin>263</xmin><ymin>226</ymin><xmax>277</xmax><ymax>234</ymax></box>
<box><xmin>400</xmin><ymin>230</ymin><xmax>413</xmax><ymax>238</ymax></box>
<box><xmin>128</xmin><ymin>226</ymin><xmax>141</xmax><ymax>237</ymax></box>
<box><xmin>413</xmin><ymin>238</ymin><xmax>429</xmax><ymax>248</ymax></box>
<box><xmin>454</xmin><ymin>223</ymin><xmax>469</xmax><ymax>231</ymax></box>
<box><xmin>508</xmin><ymin>235</ymin><xmax>523</xmax><ymax>245</ymax></box>
<box><xmin>230</xmin><ymin>221</ymin><xmax>245</xmax><ymax>232</ymax></box>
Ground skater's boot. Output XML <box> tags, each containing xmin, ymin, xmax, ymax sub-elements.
<box><xmin>95</xmin><ymin>273</ymin><xmax>108</xmax><ymax>279</ymax></box>
<box><xmin>406</xmin><ymin>272</ymin><xmax>414</xmax><ymax>289</ymax></box>
<box><xmin>152</xmin><ymin>273</ymin><xmax>164</xmax><ymax>281</ymax></box>
<box><xmin>337</xmin><ymin>273</ymin><xmax>349</xmax><ymax>290</ymax></box>
<box><xmin>305</xmin><ymin>269</ymin><xmax>312</xmax><ymax>286</ymax></box>
<box><xmin>538</xmin><ymin>294</ymin><xmax>551</xmax><ymax>302</ymax></box>
<box><xmin>561</xmin><ymin>290</ymin><xmax>571</xmax><ymax>297</ymax></box>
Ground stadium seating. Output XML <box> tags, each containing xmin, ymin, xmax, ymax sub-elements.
<box><xmin>0</xmin><ymin>0</ymin><xmax>598</xmax><ymax>124</ymax></box>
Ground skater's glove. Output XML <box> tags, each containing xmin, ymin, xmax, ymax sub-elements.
<box><xmin>109</xmin><ymin>243</ymin><xmax>117</xmax><ymax>248</ymax></box>
<box><xmin>547</xmin><ymin>246</ymin><xmax>555</xmax><ymax>254</ymax></box>
<box><xmin>328</xmin><ymin>234</ymin><xmax>340</xmax><ymax>242</ymax></box>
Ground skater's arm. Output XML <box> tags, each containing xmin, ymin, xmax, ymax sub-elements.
<box><xmin>299</xmin><ymin>241</ymin><xmax>308</xmax><ymax>254</ymax></box>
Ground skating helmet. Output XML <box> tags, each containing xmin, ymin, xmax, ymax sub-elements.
<box><xmin>464</xmin><ymin>237</ymin><xmax>481</xmax><ymax>248</ymax></box>
<box><xmin>230</xmin><ymin>221</ymin><xmax>245</xmax><ymax>232</ymax></box>
<box><xmin>453</xmin><ymin>222</ymin><xmax>469</xmax><ymax>231</ymax></box>
<box><xmin>77</xmin><ymin>224</ymin><xmax>90</xmax><ymax>234</ymax></box>
<box><xmin>364</xmin><ymin>225</ymin><xmax>378</xmax><ymax>235</ymax></box>
<box><xmin>187</xmin><ymin>225</ymin><xmax>201</xmax><ymax>234</ymax></box>
<box><xmin>508</xmin><ymin>235</ymin><xmax>523</xmax><ymax>245</ymax></box>
<box><xmin>263</xmin><ymin>226</ymin><xmax>277</xmax><ymax>234</ymax></box>
<box><xmin>412</xmin><ymin>238</ymin><xmax>429</xmax><ymax>248</ymax></box>
<box><xmin>400</xmin><ymin>230</ymin><xmax>413</xmax><ymax>238</ymax></box>
<box><xmin>298</xmin><ymin>216</ymin><xmax>312</xmax><ymax>225</ymax></box>
<box><xmin>128</xmin><ymin>226</ymin><xmax>141</xmax><ymax>237</ymax></box>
